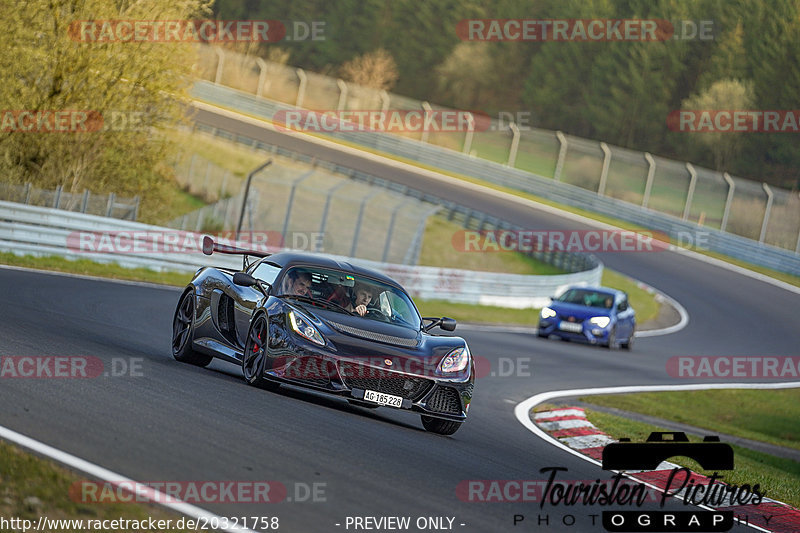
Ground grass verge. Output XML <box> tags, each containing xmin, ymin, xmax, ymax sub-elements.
<box><xmin>581</xmin><ymin>389</ymin><xmax>800</xmax><ymax>451</ymax></box>
<box><xmin>583</xmin><ymin>408</ymin><xmax>800</xmax><ymax>508</ymax></box>
<box><xmin>0</xmin><ymin>440</ymin><xmax>192</xmax><ymax>529</ymax></box>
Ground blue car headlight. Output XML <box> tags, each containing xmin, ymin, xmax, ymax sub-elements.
<box><xmin>540</xmin><ymin>307</ymin><xmax>556</xmax><ymax>319</ymax></box>
<box><xmin>439</xmin><ymin>346</ymin><xmax>470</xmax><ymax>373</ymax></box>
<box><xmin>288</xmin><ymin>310</ymin><xmax>325</xmax><ymax>346</ymax></box>
<box><xmin>589</xmin><ymin>316</ymin><xmax>610</xmax><ymax>328</ymax></box>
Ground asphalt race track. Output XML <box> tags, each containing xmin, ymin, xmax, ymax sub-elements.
<box><xmin>0</xmin><ymin>108</ymin><xmax>798</xmax><ymax>532</ymax></box>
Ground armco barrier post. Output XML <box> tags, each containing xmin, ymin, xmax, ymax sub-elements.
<box><xmin>508</xmin><ymin>123</ymin><xmax>520</xmax><ymax>167</ymax></box>
<box><xmin>296</xmin><ymin>68</ymin><xmax>307</xmax><ymax>109</ymax></box>
<box><xmin>554</xmin><ymin>132</ymin><xmax>568</xmax><ymax>181</ymax></box>
<box><xmin>421</xmin><ymin>102</ymin><xmax>433</xmax><ymax>144</ymax></box>
<box><xmin>682</xmin><ymin>163</ymin><xmax>697</xmax><ymax>221</ymax></box>
<box><xmin>462</xmin><ymin>112</ymin><xmax>475</xmax><ymax>155</ymax></box>
<box><xmin>213</xmin><ymin>47</ymin><xmax>225</xmax><ymax>85</ymax></box>
<box><xmin>642</xmin><ymin>153</ymin><xmax>655</xmax><ymax>208</ymax></box>
<box><xmin>721</xmin><ymin>172</ymin><xmax>735</xmax><ymax>232</ymax></box>
<box><xmin>255</xmin><ymin>57</ymin><xmax>268</xmax><ymax>98</ymax></box>
<box><xmin>337</xmin><ymin>79</ymin><xmax>348</xmax><ymax>112</ymax></box>
<box><xmin>598</xmin><ymin>142</ymin><xmax>611</xmax><ymax>196</ymax></box>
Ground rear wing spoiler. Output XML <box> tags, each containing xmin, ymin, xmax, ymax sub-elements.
<box><xmin>202</xmin><ymin>236</ymin><xmax>271</xmax><ymax>270</ymax></box>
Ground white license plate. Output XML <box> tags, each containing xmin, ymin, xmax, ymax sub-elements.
<box><xmin>558</xmin><ymin>321</ymin><xmax>583</xmax><ymax>333</ymax></box>
<box><xmin>363</xmin><ymin>389</ymin><xmax>403</xmax><ymax>408</ymax></box>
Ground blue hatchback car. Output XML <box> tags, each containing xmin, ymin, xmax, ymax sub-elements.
<box><xmin>537</xmin><ymin>286</ymin><xmax>635</xmax><ymax>349</ymax></box>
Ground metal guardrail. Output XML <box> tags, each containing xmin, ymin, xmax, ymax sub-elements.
<box><xmin>0</xmin><ymin>200</ymin><xmax>601</xmax><ymax>307</ymax></box>
<box><xmin>0</xmin><ymin>182</ymin><xmax>140</xmax><ymax>220</ymax></box>
<box><xmin>191</xmin><ymin>81</ymin><xmax>800</xmax><ymax>277</ymax></box>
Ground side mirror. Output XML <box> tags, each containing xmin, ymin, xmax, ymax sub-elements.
<box><xmin>233</xmin><ymin>272</ymin><xmax>258</xmax><ymax>287</ymax></box>
<box><xmin>440</xmin><ymin>317</ymin><xmax>457</xmax><ymax>331</ymax></box>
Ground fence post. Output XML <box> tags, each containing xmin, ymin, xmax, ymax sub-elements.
<box><xmin>760</xmin><ymin>183</ymin><xmax>773</xmax><ymax>243</ymax></box>
<box><xmin>682</xmin><ymin>162</ymin><xmax>697</xmax><ymax>221</ymax></box>
<box><xmin>421</xmin><ymin>102</ymin><xmax>432</xmax><ymax>143</ymax></box>
<box><xmin>132</xmin><ymin>196</ymin><xmax>140</xmax><ymax>221</ymax></box>
<box><xmin>462</xmin><ymin>112</ymin><xmax>475</xmax><ymax>155</ymax></box>
<box><xmin>106</xmin><ymin>193</ymin><xmax>115</xmax><ymax>217</ymax></box>
<box><xmin>53</xmin><ymin>185</ymin><xmax>62</xmax><ymax>208</ymax></box>
<box><xmin>281</xmin><ymin>170</ymin><xmax>315</xmax><ymax>242</ymax></box>
<box><xmin>236</xmin><ymin>159</ymin><xmax>273</xmax><ymax>239</ymax></box>
<box><xmin>24</xmin><ymin>182</ymin><xmax>32</xmax><ymax>204</ymax></box>
<box><xmin>295</xmin><ymin>68</ymin><xmax>307</xmax><ymax>108</ymax></box>
<box><xmin>381</xmin><ymin>201</ymin><xmax>406</xmax><ymax>262</ymax></box>
<box><xmin>81</xmin><ymin>189</ymin><xmax>89</xmax><ymax>213</ymax></box>
<box><xmin>220</xmin><ymin>171</ymin><xmax>229</xmax><ymax>199</ymax></box>
<box><xmin>379</xmin><ymin>90</ymin><xmax>390</xmax><ymax>114</ymax></box>
<box><xmin>796</xmin><ymin>192</ymin><xmax>800</xmax><ymax>253</ymax></box>
<box><xmin>642</xmin><ymin>153</ymin><xmax>656</xmax><ymax>208</ymax></box>
<box><xmin>337</xmin><ymin>79</ymin><xmax>348</xmax><ymax>112</ymax></box>
<box><xmin>255</xmin><ymin>57</ymin><xmax>268</xmax><ymax>98</ymax></box>
<box><xmin>507</xmin><ymin>122</ymin><xmax>520</xmax><ymax>167</ymax></box>
<box><xmin>598</xmin><ymin>142</ymin><xmax>611</xmax><ymax>196</ymax></box>
<box><xmin>195</xmin><ymin>210</ymin><xmax>206</xmax><ymax>232</ymax></box>
<box><xmin>721</xmin><ymin>172</ymin><xmax>735</xmax><ymax>232</ymax></box>
<box><xmin>203</xmin><ymin>161</ymin><xmax>211</xmax><ymax>198</ymax></box>
<box><xmin>318</xmin><ymin>181</ymin><xmax>348</xmax><ymax>250</ymax></box>
<box><xmin>213</xmin><ymin>47</ymin><xmax>225</xmax><ymax>85</ymax></box>
<box><xmin>554</xmin><ymin>131</ymin><xmax>568</xmax><ymax>181</ymax></box>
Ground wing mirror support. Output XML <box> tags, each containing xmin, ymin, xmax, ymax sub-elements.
<box><xmin>422</xmin><ymin>316</ymin><xmax>457</xmax><ymax>332</ymax></box>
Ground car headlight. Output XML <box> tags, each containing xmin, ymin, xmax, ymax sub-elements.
<box><xmin>288</xmin><ymin>310</ymin><xmax>325</xmax><ymax>346</ymax></box>
<box><xmin>540</xmin><ymin>307</ymin><xmax>556</xmax><ymax>319</ymax></box>
<box><xmin>439</xmin><ymin>346</ymin><xmax>470</xmax><ymax>373</ymax></box>
<box><xmin>589</xmin><ymin>316</ymin><xmax>611</xmax><ymax>328</ymax></box>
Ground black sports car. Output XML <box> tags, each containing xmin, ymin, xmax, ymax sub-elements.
<box><xmin>171</xmin><ymin>237</ymin><xmax>474</xmax><ymax>435</ymax></box>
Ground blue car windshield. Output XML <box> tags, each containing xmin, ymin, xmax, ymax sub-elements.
<box><xmin>278</xmin><ymin>266</ymin><xmax>422</xmax><ymax>329</ymax></box>
<box><xmin>557</xmin><ymin>288</ymin><xmax>614</xmax><ymax>309</ymax></box>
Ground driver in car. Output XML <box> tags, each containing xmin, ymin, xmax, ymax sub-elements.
<box><xmin>284</xmin><ymin>270</ymin><xmax>312</xmax><ymax>297</ymax></box>
<box><xmin>346</xmin><ymin>282</ymin><xmax>375</xmax><ymax>317</ymax></box>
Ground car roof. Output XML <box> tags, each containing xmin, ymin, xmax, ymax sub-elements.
<box><xmin>258</xmin><ymin>251</ymin><xmax>403</xmax><ymax>289</ymax></box>
<box><xmin>564</xmin><ymin>285</ymin><xmax>627</xmax><ymax>297</ymax></box>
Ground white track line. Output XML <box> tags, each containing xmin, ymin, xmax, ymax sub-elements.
<box><xmin>193</xmin><ymin>100</ymin><xmax>800</xmax><ymax>297</ymax></box>
<box><xmin>515</xmin><ymin>382</ymin><xmax>800</xmax><ymax>533</ymax></box>
<box><xmin>0</xmin><ymin>425</ymin><xmax>258</xmax><ymax>533</ymax></box>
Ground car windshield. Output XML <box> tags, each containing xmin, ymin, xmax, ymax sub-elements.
<box><xmin>277</xmin><ymin>266</ymin><xmax>422</xmax><ymax>329</ymax></box>
<box><xmin>557</xmin><ymin>288</ymin><xmax>615</xmax><ymax>309</ymax></box>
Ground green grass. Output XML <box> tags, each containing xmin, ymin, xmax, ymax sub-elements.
<box><xmin>419</xmin><ymin>215</ymin><xmax>566</xmax><ymax>275</ymax></box>
<box><xmin>583</xmin><ymin>408</ymin><xmax>800</xmax><ymax>508</ymax></box>
<box><xmin>581</xmin><ymin>389</ymin><xmax>800</xmax><ymax>451</ymax></box>
<box><xmin>0</xmin><ymin>252</ymin><xmax>190</xmax><ymax>287</ymax></box>
<box><xmin>0</xmin><ymin>440</ymin><xmax>193</xmax><ymax>529</ymax></box>
<box><xmin>415</xmin><ymin>299</ymin><xmax>538</xmax><ymax>326</ymax></box>
<box><xmin>601</xmin><ymin>269</ymin><xmax>660</xmax><ymax>325</ymax></box>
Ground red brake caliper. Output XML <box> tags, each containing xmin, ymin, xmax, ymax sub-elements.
<box><xmin>253</xmin><ymin>331</ymin><xmax>261</xmax><ymax>353</ymax></box>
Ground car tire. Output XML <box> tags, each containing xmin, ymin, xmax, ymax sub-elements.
<box><xmin>172</xmin><ymin>290</ymin><xmax>213</xmax><ymax>367</ymax></box>
<box><xmin>421</xmin><ymin>415</ymin><xmax>462</xmax><ymax>436</ymax></box>
<box><xmin>242</xmin><ymin>314</ymin><xmax>280</xmax><ymax>391</ymax></box>
<box><xmin>621</xmin><ymin>327</ymin><xmax>635</xmax><ymax>350</ymax></box>
<box><xmin>605</xmin><ymin>326</ymin><xmax>617</xmax><ymax>350</ymax></box>
<box><xmin>537</xmin><ymin>330</ymin><xmax>548</xmax><ymax>338</ymax></box>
